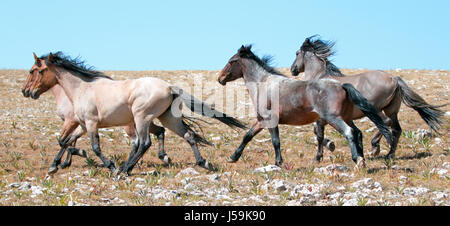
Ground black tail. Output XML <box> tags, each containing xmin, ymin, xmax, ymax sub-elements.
<box><xmin>342</xmin><ymin>83</ymin><xmax>392</xmax><ymax>145</ymax></box>
<box><xmin>170</xmin><ymin>86</ymin><xmax>247</xmax><ymax>129</ymax></box>
<box><xmin>182</xmin><ymin>117</ymin><xmax>212</xmax><ymax>146</ymax></box>
<box><xmin>394</xmin><ymin>76</ymin><xmax>446</xmax><ymax>133</ymax></box>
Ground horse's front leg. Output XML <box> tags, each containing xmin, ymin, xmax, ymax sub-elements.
<box><xmin>228</xmin><ymin>121</ymin><xmax>263</xmax><ymax>163</ymax></box>
<box><xmin>48</xmin><ymin>120</ymin><xmax>79</xmax><ymax>175</ymax></box>
<box><xmin>268</xmin><ymin>126</ymin><xmax>283</xmax><ymax>167</ymax></box>
<box><xmin>313</xmin><ymin>119</ymin><xmax>326</xmax><ymax>162</ymax></box>
<box><xmin>87</xmin><ymin>122</ymin><xmax>115</xmax><ymax>172</ymax></box>
<box><xmin>59</xmin><ymin>126</ymin><xmax>88</xmax><ymax>169</ymax></box>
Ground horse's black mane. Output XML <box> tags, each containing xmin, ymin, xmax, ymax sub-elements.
<box><xmin>41</xmin><ymin>52</ymin><xmax>112</xmax><ymax>80</ymax></box>
<box><xmin>301</xmin><ymin>36</ymin><xmax>344</xmax><ymax>77</ymax></box>
<box><xmin>238</xmin><ymin>45</ymin><xmax>286</xmax><ymax>77</ymax></box>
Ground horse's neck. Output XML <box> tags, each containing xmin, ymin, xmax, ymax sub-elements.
<box><xmin>304</xmin><ymin>60</ymin><xmax>327</xmax><ymax>80</ymax></box>
<box><xmin>53</xmin><ymin>68</ymin><xmax>84</xmax><ymax>102</ymax></box>
<box><xmin>50</xmin><ymin>84</ymin><xmax>68</xmax><ymax>105</ymax></box>
<box><xmin>242</xmin><ymin>63</ymin><xmax>283</xmax><ymax>112</ymax></box>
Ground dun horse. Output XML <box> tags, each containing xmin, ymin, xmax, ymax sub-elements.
<box><xmin>291</xmin><ymin>36</ymin><xmax>445</xmax><ymax>160</ymax></box>
<box><xmin>218</xmin><ymin>45</ymin><xmax>392</xmax><ymax>168</ymax></box>
<box><xmin>22</xmin><ymin>54</ymin><xmax>170</xmax><ymax>175</ymax></box>
<box><xmin>25</xmin><ymin>52</ymin><xmax>246</xmax><ymax>176</ymax></box>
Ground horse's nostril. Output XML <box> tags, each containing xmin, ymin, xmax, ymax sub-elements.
<box><xmin>31</xmin><ymin>90</ymin><xmax>38</xmax><ymax>99</ymax></box>
<box><xmin>24</xmin><ymin>89</ymin><xmax>30</xmax><ymax>97</ymax></box>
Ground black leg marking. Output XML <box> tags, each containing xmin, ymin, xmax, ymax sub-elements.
<box><xmin>269</xmin><ymin>126</ymin><xmax>283</xmax><ymax>167</ymax></box>
<box><xmin>229</xmin><ymin>122</ymin><xmax>262</xmax><ymax>162</ymax></box>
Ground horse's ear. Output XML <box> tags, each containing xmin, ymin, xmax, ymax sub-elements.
<box><xmin>33</xmin><ymin>52</ymin><xmax>38</xmax><ymax>62</ymax></box>
<box><xmin>238</xmin><ymin>45</ymin><xmax>246</xmax><ymax>56</ymax></box>
<box><xmin>48</xmin><ymin>52</ymin><xmax>54</xmax><ymax>63</ymax></box>
<box><xmin>238</xmin><ymin>45</ymin><xmax>251</xmax><ymax>57</ymax></box>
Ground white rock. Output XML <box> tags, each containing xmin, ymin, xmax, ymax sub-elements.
<box><xmin>176</xmin><ymin>168</ymin><xmax>199</xmax><ymax>177</ymax></box>
<box><xmin>254</xmin><ymin>165</ymin><xmax>281</xmax><ymax>173</ymax></box>
<box><xmin>445</xmin><ymin>112</ymin><xmax>450</xmax><ymax>117</ymax></box>
<box><xmin>8</xmin><ymin>183</ymin><xmax>21</xmax><ymax>188</ymax></box>
<box><xmin>431</xmin><ymin>168</ymin><xmax>448</xmax><ymax>178</ymax></box>
<box><xmin>19</xmin><ymin>182</ymin><xmax>31</xmax><ymax>190</ymax></box>
<box><xmin>342</xmin><ymin>198</ymin><xmax>358</xmax><ymax>206</ymax></box>
<box><xmin>434</xmin><ymin>138</ymin><xmax>442</xmax><ymax>144</ymax></box>
<box><xmin>135</xmin><ymin>178</ymin><xmax>146</xmax><ymax>183</ymax></box>
<box><xmin>31</xmin><ymin>186</ymin><xmax>44</xmax><ymax>196</ymax></box>
<box><xmin>208</xmin><ymin>174</ymin><xmax>221</xmax><ymax>182</ymax></box>
<box><xmin>184</xmin><ymin>184</ymin><xmax>196</xmax><ymax>190</ymax></box>
<box><xmin>402</xmin><ymin>187</ymin><xmax>429</xmax><ymax>196</ymax></box>
<box><xmin>271</xmin><ymin>179</ymin><xmax>288</xmax><ymax>192</ymax></box>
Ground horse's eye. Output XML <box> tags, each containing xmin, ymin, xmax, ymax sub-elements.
<box><xmin>29</xmin><ymin>70</ymin><xmax>33</xmax><ymax>74</ymax></box>
<box><xmin>39</xmin><ymin>70</ymin><xmax>44</xmax><ymax>74</ymax></box>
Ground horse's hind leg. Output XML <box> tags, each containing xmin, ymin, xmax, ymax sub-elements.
<box><xmin>121</xmin><ymin>119</ymin><xmax>153</xmax><ymax>175</ymax></box>
<box><xmin>158</xmin><ymin>111</ymin><xmax>212</xmax><ymax>170</ymax></box>
<box><xmin>386</xmin><ymin>115</ymin><xmax>402</xmax><ymax>159</ymax></box>
<box><xmin>314</xmin><ymin>121</ymin><xmax>335</xmax><ymax>154</ymax></box>
<box><xmin>149</xmin><ymin>123</ymin><xmax>170</xmax><ymax>164</ymax></box>
<box><xmin>268</xmin><ymin>126</ymin><xmax>283</xmax><ymax>167</ymax></box>
<box><xmin>369</xmin><ymin>113</ymin><xmax>392</xmax><ymax>158</ymax></box>
<box><xmin>326</xmin><ymin>117</ymin><xmax>365</xmax><ymax>169</ymax></box>
<box><xmin>229</xmin><ymin>121</ymin><xmax>263</xmax><ymax>163</ymax></box>
<box><xmin>313</xmin><ymin>119</ymin><xmax>327</xmax><ymax>162</ymax></box>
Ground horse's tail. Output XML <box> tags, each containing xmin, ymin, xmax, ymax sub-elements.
<box><xmin>170</xmin><ymin>86</ymin><xmax>247</xmax><ymax>129</ymax></box>
<box><xmin>394</xmin><ymin>76</ymin><xmax>446</xmax><ymax>133</ymax></box>
<box><xmin>341</xmin><ymin>83</ymin><xmax>392</xmax><ymax>145</ymax></box>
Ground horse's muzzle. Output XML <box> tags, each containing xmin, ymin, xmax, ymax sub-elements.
<box><xmin>218</xmin><ymin>78</ymin><xmax>227</xmax><ymax>86</ymax></box>
<box><xmin>22</xmin><ymin>89</ymin><xmax>30</xmax><ymax>97</ymax></box>
<box><xmin>290</xmin><ymin>66</ymin><xmax>299</xmax><ymax>76</ymax></box>
<box><xmin>31</xmin><ymin>90</ymin><xmax>40</xmax><ymax>99</ymax></box>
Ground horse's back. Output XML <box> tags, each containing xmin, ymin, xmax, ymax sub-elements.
<box><xmin>333</xmin><ymin>70</ymin><xmax>397</xmax><ymax>112</ymax></box>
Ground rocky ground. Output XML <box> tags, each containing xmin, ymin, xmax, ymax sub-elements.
<box><xmin>0</xmin><ymin>68</ymin><xmax>448</xmax><ymax>206</ymax></box>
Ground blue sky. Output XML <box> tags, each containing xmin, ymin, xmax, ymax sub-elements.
<box><xmin>1</xmin><ymin>0</ymin><xmax>449</xmax><ymax>70</ymax></box>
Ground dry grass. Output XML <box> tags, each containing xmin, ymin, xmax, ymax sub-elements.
<box><xmin>0</xmin><ymin>68</ymin><xmax>448</xmax><ymax>206</ymax></box>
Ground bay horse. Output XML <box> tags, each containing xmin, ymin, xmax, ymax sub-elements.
<box><xmin>218</xmin><ymin>45</ymin><xmax>392</xmax><ymax>169</ymax></box>
<box><xmin>290</xmin><ymin>36</ymin><xmax>445</xmax><ymax>160</ymax></box>
<box><xmin>25</xmin><ymin>52</ymin><xmax>246</xmax><ymax>176</ymax></box>
<box><xmin>21</xmin><ymin>53</ymin><xmax>170</xmax><ymax>175</ymax></box>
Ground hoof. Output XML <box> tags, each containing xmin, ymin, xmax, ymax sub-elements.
<box><xmin>369</xmin><ymin>146</ymin><xmax>380</xmax><ymax>158</ymax></box>
<box><xmin>79</xmin><ymin>149</ymin><xmax>88</xmax><ymax>158</ymax></box>
<box><xmin>198</xmin><ymin>160</ymin><xmax>214</xmax><ymax>171</ymax></box>
<box><xmin>227</xmin><ymin>157</ymin><xmax>238</xmax><ymax>163</ymax></box>
<box><xmin>59</xmin><ymin>162</ymin><xmax>70</xmax><ymax>169</ymax></box>
<box><xmin>160</xmin><ymin>155</ymin><xmax>172</xmax><ymax>165</ymax></box>
<box><xmin>354</xmin><ymin>157</ymin><xmax>366</xmax><ymax>171</ymax></box>
<box><xmin>48</xmin><ymin>166</ymin><xmax>58</xmax><ymax>175</ymax></box>
<box><xmin>384</xmin><ymin>152</ymin><xmax>395</xmax><ymax>160</ymax></box>
<box><xmin>275</xmin><ymin>161</ymin><xmax>283</xmax><ymax>167</ymax></box>
<box><xmin>327</xmin><ymin>142</ymin><xmax>335</xmax><ymax>152</ymax></box>
<box><xmin>314</xmin><ymin>155</ymin><xmax>323</xmax><ymax>163</ymax></box>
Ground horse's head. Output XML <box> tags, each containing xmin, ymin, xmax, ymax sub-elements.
<box><xmin>26</xmin><ymin>52</ymin><xmax>58</xmax><ymax>99</ymax></box>
<box><xmin>291</xmin><ymin>36</ymin><xmax>335</xmax><ymax>77</ymax></box>
<box><xmin>218</xmin><ymin>45</ymin><xmax>251</xmax><ymax>85</ymax></box>
<box><xmin>290</xmin><ymin>37</ymin><xmax>314</xmax><ymax>76</ymax></box>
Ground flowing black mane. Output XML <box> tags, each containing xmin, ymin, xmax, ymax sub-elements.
<box><xmin>301</xmin><ymin>36</ymin><xmax>344</xmax><ymax>77</ymax></box>
<box><xmin>238</xmin><ymin>45</ymin><xmax>286</xmax><ymax>77</ymax></box>
<box><xmin>41</xmin><ymin>52</ymin><xmax>112</xmax><ymax>80</ymax></box>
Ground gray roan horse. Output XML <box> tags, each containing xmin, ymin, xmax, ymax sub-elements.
<box><xmin>291</xmin><ymin>36</ymin><xmax>445</xmax><ymax>161</ymax></box>
<box><xmin>25</xmin><ymin>52</ymin><xmax>246</xmax><ymax>176</ymax></box>
<box><xmin>218</xmin><ymin>45</ymin><xmax>393</xmax><ymax>169</ymax></box>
